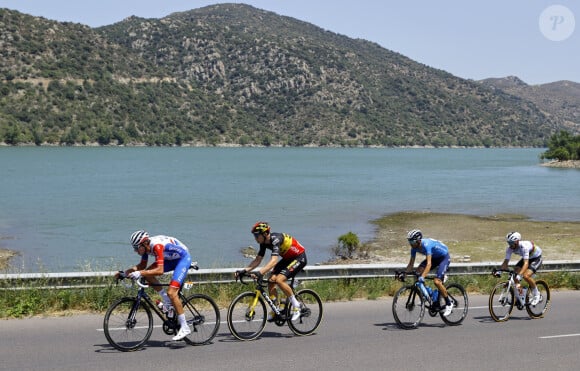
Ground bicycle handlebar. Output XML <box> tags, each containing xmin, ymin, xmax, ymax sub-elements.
<box><xmin>491</xmin><ymin>268</ymin><xmax>516</xmax><ymax>276</ymax></box>
<box><xmin>394</xmin><ymin>270</ymin><xmax>437</xmax><ymax>282</ymax></box>
<box><xmin>236</xmin><ymin>270</ymin><xmax>270</xmax><ymax>287</ymax></box>
<box><xmin>115</xmin><ymin>262</ymin><xmax>200</xmax><ymax>287</ymax></box>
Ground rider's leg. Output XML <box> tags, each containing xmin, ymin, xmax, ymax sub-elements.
<box><xmin>434</xmin><ymin>256</ymin><xmax>451</xmax><ymax>305</ymax></box>
<box><xmin>268</xmin><ymin>274</ymin><xmax>278</xmax><ymax>299</ymax></box>
<box><xmin>167</xmin><ymin>258</ymin><xmax>193</xmax><ymax>340</ymax></box>
<box><xmin>167</xmin><ymin>285</ymin><xmax>183</xmax><ymax>314</ymax></box>
<box><xmin>522</xmin><ymin>268</ymin><xmax>537</xmax><ymax>289</ymax></box>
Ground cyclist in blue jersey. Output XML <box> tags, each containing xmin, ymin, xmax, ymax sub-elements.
<box><xmin>116</xmin><ymin>230</ymin><xmax>193</xmax><ymax>341</ymax></box>
<box><xmin>404</xmin><ymin>229</ymin><xmax>453</xmax><ymax>316</ymax></box>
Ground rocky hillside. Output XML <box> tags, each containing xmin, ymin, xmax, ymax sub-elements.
<box><xmin>480</xmin><ymin>76</ymin><xmax>580</xmax><ymax>134</ymax></box>
<box><xmin>0</xmin><ymin>4</ymin><xmax>575</xmax><ymax>147</ymax></box>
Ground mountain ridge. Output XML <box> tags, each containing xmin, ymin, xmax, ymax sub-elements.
<box><xmin>0</xmin><ymin>4</ymin><xmax>577</xmax><ymax>147</ymax></box>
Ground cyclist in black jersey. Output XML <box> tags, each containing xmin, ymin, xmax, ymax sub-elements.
<box><xmin>235</xmin><ymin>221</ymin><xmax>307</xmax><ymax>321</ymax></box>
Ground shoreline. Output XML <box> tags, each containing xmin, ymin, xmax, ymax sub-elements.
<box><xmin>3</xmin><ymin>212</ymin><xmax>579</xmax><ymax>271</ymax></box>
<box><xmin>0</xmin><ymin>249</ymin><xmax>17</xmax><ymax>271</ymax></box>
<box><xmin>1</xmin><ymin>142</ymin><xmax>545</xmax><ymax>149</ymax></box>
<box><xmin>329</xmin><ymin>211</ymin><xmax>580</xmax><ymax>265</ymax></box>
<box><xmin>540</xmin><ymin>160</ymin><xmax>580</xmax><ymax>169</ymax></box>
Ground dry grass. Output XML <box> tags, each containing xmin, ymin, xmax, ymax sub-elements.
<box><xmin>364</xmin><ymin>211</ymin><xmax>580</xmax><ymax>263</ymax></box>
<box><xmin>0</xmin><ymin>249</ymin><xmax>17</xmax><ymax>270</ymax></box>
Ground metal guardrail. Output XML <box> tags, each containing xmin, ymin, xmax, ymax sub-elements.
<box><xmin>1</xmin><ymin>260</ymin><xmax>579</xmax><ymax>289</ymax></box>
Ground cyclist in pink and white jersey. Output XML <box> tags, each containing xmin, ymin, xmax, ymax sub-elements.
<box><xmin>116</xmin><ymin>230</ymin><xmax>192</xmax><ymax>341</ymax></box>
<box><xmin>497</xmin><ymin>232</ymin><xmax>544</xmax><ymax>305</ymax></box>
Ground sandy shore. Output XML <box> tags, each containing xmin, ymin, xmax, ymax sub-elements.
<box><xmin>0</xmin><ymin>249</ymin><xmax>17</xmax><ymax>270</ymax></box>
<box><xmin>540</xmin><ymin>160</ymin><xmax>580</xmax><ymax>169</ymax></box>
<box><xmin>2</xmin><ymin>212</ymin><xmax>579</xmax><ymax>270</ymax></box>
<box><xmin>329</xmin><ymin>212</ymin><xmax>580</xmax><ymax>264</ymax></box>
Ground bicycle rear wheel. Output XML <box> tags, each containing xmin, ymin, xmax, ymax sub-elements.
<box><xmin>440</xmin><ymin>283</ymin><xmax>468</xmax><ymax>326</ymax></box>
<box><xmin>526</xmin><ymin>280</ymin><xmax>551</xmax><ymax>319</ymax></box>
<box><xmin>488</xmin><ymin>282</ymin><xmax>515</xmax><ymax>322</ymax></box>
<box><xmin>287</xmin><ymin>289</ymin><xmax>323</xmax><ymax>336</ymax></box>
<box><xmin>392</xmin><ymin>285</ymin><xmax>425</xmax><ymax>329</ymax></box>
<box><xmin>181</xmin><ymin>294</ymin><xmax>220</xmax><ymax>345</ymax></box>
<box><xmin>103</xmin><ymin>297</ymin><xmax>153</xmax><ymax>352</ymax></box>
<box><xmin>227</xmin><ymin>292</ymin><xmax>267</xmax><ymax>341</ymax></box>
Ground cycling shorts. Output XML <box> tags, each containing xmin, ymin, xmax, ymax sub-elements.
<box><xmin>155</xmin><ymin>255</ymin><xmax>192</xmax><ymax>289</ymax></box>
<box><xmin>418</xmin><ymin>254</ymin><xmax>450</xmax><ymax>280</ymax></box>
<box><xmin>272</xmin><ymin>253</ymin><xmax>307</xmax><ymax>279</ymax></box>
<box><xmin>515</xmin><ymin>255</ymin><xmax>543</xmax><ymax>273</ymax></box>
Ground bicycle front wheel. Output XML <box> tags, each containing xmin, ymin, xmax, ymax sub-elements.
<box><xmin>287</xmin><ymin>289</ymin><xmax>323</xmax><ymax>336</ymax></box>
<box><xmin>488</xmin><ymin>282</ymin><xmax>515</xmax><ymax>322</ymax></box>
<box><xmin>392</xmin><ymin>285</ymin><xmax>425</xmax><ymax>329</ymax></box>
<box><xmin>227</xmin><ymin>292</ymin><xmax>266</xmax><ymax>341</ymax></box>
<box><xmin>440</xmin><ymin>283</ymin><xmax>468</xmax><ymax>326</ymax></box>
<box><xmin>526</xmin><ymin>280</ymin><xmax>551</xmax><ymax>319</ymax></box>
<box><xmin>103</xmin><ymin>297</ymin><xmax>153</xmax><ymax>352</ymax></box>
<box><xmin>181</xmin><ymin>294</ymin><xmax>221</xmax><ymax>345</ymax></box>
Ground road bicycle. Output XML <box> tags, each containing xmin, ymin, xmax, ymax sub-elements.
<box><xmin>392</xmin><ymin>271</ymin><xmax>469</xmax><ymax>329</ymax></box>
<box><xmin>488</xmin><ymin>268</ymin><xmax>550</xmax><ymax>322</ymax></box>
<box><xmin>103</xmin><ymin>263</ymin><xmax>220</xmax><ymax>352</ymax></box>
<box><xmin>227</xmin><ymin>271</ymin><xmax>323</xmax><ymax>340</ymax></box>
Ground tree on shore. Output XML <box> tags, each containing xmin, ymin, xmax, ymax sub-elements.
<box><xmin>540</xmin><ymin>131</ymin><xmax>580</xmax><ymax>161</ymax></box>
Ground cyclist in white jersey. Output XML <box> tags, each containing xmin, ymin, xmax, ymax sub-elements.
<box><xmin>117</xmin><ymin>230</ymin><xmax>193</xmax><ymax>341</ymax></box>
<box><xmin>496</xmin><ymin>232</ymin><xmax>543</xmax><ymax>305</ymax></box>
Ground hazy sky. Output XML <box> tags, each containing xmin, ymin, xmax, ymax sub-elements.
<box><xmin>2</xmin><ymin>1</ymin><xmax>578</xmax><ymax>85</ymax></box>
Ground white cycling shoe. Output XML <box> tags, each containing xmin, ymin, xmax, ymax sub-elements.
<box><xmin>172</xmin><ymin>325</ymin><xmax>191</xmax><ymax>341</ymax></box>
<box><xmin>531</xmin><ymin>294</ymin><xmax>542</xmax><ymax>306</ymax></box>
<box><xmin>291</xmin><ymin>305</ymin><xmax>302</xmax><ymax>321</ymax></box>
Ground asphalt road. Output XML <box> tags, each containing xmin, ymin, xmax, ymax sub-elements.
<box><xmin>1</xmin><ymin>291</ymin><xmax>579</xmax><ymax>371</ymax></box>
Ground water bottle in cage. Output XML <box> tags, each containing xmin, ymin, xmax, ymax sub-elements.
<box><xmin>156</xmin><ymin>300</ymin><xmax>174</xmax><ymax>318</ymax></box>
<box><xmin>156</xmin><ymin>300</ymin><xmax>164</xmax><ymax>311</ymax></box>
<box><xmin>432</xmin><ymin>289</ymin><xmax>439</xmax><ymax>303</ymax></box>
<box><xmin>519</xmin><ymin>287</ymin><xmax>527</xmax><ymax>304</ymax></box>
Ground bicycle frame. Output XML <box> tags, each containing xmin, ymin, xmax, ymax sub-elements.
<box><xmin>104</xmin><ymin>262</ymin><xmax>221</xmax><ymax>351</ymax></box>
<box><xmin>493</xmin><ymin>269</ymin><xmax>530</xmax><ymax>309</ymax></box>
<box><xmin>488</xmin><ymin>268</ymin><xmax>551</xmax><ymax>322</ymax></box>
<box><xmin>396</xmin><ymin>271</ymin><xmax>441</xmax><ymax>314</ymax></box>
<box><xmin>117</xmin><ymin>267</ymin><xmax>198</xmax><ymax>333</ymax></box>
<box><xmin>227</xmin><ymin>271</ymin><xmax>323</xmax><ymax>340</ymax></box>
<box><xmin>392</xmin><ymin>270</ymin><xmax>468</xmax><ymax>329</ymax></box>
<box><xmin>130</xmin><ymin>280</ymin><xmax>179</xmax><ymax>322</ymax></box>
<box><xmin>241</xmin><ymin>274</ymin><xmax>296</xmax><ymax>324</ymax></box>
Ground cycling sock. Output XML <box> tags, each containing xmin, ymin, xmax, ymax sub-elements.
<box><xmin>290</xmin><ymin>295</ymin><xmax>300</xmax><ymax>308</ymax></box>
<box><xmin>178</xmin><ymin>313</ymin><xmax>187</xmax><ymax>327</ymax></box>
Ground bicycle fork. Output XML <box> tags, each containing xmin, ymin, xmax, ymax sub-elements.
<box><xmin>126</xmin><ymin>296</ymin><xmax>144</xmax><ymax>329</ymax></box>
<box><xmin>245</xmin><ymin>290</ymin><xmax>264</xmax><ymax>320</ymax></box>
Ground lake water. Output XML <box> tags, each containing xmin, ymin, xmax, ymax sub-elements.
<box><xmin>1</xmin><ymin>147</ymin><xmax>578</xmax><ymax>273</ymax></box>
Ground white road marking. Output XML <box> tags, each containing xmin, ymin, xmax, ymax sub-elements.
<box><xmin>539</xmin><ymin>333</ymin><xmax>580</xmax><ymax>339</ymax></box>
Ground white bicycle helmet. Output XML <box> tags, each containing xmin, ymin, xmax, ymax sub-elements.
<box><xmin>407</xmin><ymin>229</ymin><xmax>423</xmax><ymax>242</ymax></box>
<box><xmin>506</xmin><ymin>232</ymin><xmax>521</xmax><ymax>245</ymax></box>
<box><xmin>130</xmin><ymin>230</ymin><xmax>149</xmax><ymax>249</ymax></box>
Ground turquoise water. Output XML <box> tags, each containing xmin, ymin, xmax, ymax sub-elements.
<box><xmin>1</xmin><ymin>147</ymin><xmax>578</xmax><ymax>272</ymax></box>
